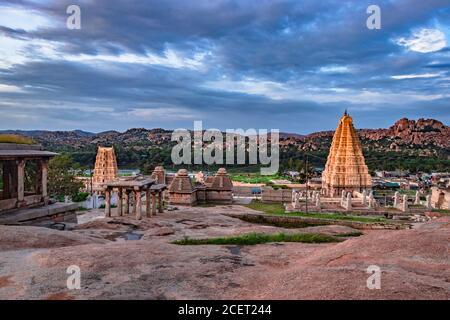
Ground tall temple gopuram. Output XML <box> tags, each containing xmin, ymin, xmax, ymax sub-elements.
<box><xmin>322</xmin><ymin>111</ymin><xmax>372</xmax><ymax>196</ymax></box>
<box><xmin>92</xmin><ymin>146</ymin><xmax>118</xmax><ymax>191</ymax></box>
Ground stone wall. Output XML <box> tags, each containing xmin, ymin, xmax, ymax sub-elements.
<box><xmin>431</xmin><ymin>187</ymin><xmax>450</xmax><ymax>210</ymax></box>
<box><xmin>261</xmin><ymin>187</ymin><xmax>292</xmax><ymax>203</ymax></box>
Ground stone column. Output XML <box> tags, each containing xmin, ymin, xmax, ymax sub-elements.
<box><xmin>315</xmin><ymin>194</ymin><xmax>321</xmax><ymax>210</ymax></box>
<box><xmin>117</xmin><ymin>188</ymin><xmax>123</xmax><ymax>216</ymax></box>
<box><xmin>152</xmin><ymin>192</ymin><xmax>157</xmax><ymax>215</ymax></box>
<box><xmin>402</xmin><ymin>195</ymin><xmax>408</xmax><ymax>212</ymax></box>
<box><xmin>368</xmin><ymin>191</ymin><xmax>374</xmax><ymax>209</ymax></box>
<box><xmin>146</xmin><ymin>189</ymin><xmax>151</xmax><ymax>217</ymax></box>
<box><xmin>362</xmin><ymin>190</ymin><xmax>367</xmax><ymax>206</ymax></box>
<box><xmin>393</xmin><ymin>191</ymin><xmax>400</xmax><ymax>208</ymax></box>
<box><xmin>132</xmin><ymin>191</ymin><xmax>138</xmax><ymax>215</ymax></box>
<box><xmin>41</xmin><ymin>159</ymin><xmax>49</xmax><ymax>204</ymax></box>
<box><xmin>135</xmin><ymin>190</ymin><xmax>142</xmax><ymax>220</ymax></box>
<box><xmin>17</xmin><ymin>159</ymin><xmax>25</xmax><ymax>206</ymax></box>
<box><xmin>105</xmin><ymin>189</ymin><xmax>111</xmax><ymax>217</ymax></box>
<box><xmin>124</xmin><ymin>191</ymin><xmax>129</xmax><ymax>214</ymax></box>
<box><xmin>414</xmin><ymin>191</ymin><xmax>420</xmax><ymax>205</ymax></box>
<box><xmin>2</xmin><ymin>162</ymin><xmax>11</xmax><ymax>199</ymax></box>
<box><xmin>426</xmin><ymin>195</ymin><xmax>432</xmax><ymax>209</ymax></box>
<box><xmin>158</xmin><ymin>191</ymin><xmax>163</xmax><ymax>213</ymax></box>
<box><xmin>346</xmin><ymin>192</ymin><xmax>352</xmax><ymax>211</ymax></box>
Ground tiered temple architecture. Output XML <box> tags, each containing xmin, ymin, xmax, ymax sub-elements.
<box><xmin>158</xmin><ymin>167</ymin><xmax>233</xmax><ymax>206</ymax></box>
<box><xmin>322</xmin><ymin>111</ymin><xmax>372</xmax><ymax>197</ymax></box>
<box><xmin>92</xmin><ymin>147</ymin><xmax>118</xmax><ymax>192</ymax></box>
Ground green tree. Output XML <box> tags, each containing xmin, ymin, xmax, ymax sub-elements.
<box><xmin>48</xmin><ymin>154</ymin><xmax>83</xmax><ymax>198</ymax></box>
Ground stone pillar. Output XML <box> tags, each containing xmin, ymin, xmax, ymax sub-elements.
<box><xmin>393</xmin><ymin>191</ymin><xmax>400</xmax><ymax>208</ymax></box>
<box><xmin>315</xmin><ymin>194</ymin><xmax>321</xmax><ymax>210</ymax></box>
<box><xmin>123</xmin><ymin>191</ymin><xmax>130</xmax><ymax>214</ymax></box>
<box><xmin>2</xmin><ymin>162</ymin><xmax>11</xmax><ymax>199</ymax></box>
<box><xmin>414</xmin><ymin>191</ymin><xmax>420</xmax><ymax>205</ymax></box>
<box><xmin>41</xmin><ymin>159</ymin><xmax>49</xmax><ymax>203</ymax></box>
<box><xmin>362</xmin><ymin>189</ymin><xmax>367</xmax><ymax>206</ymax></box>
<box><xmin>135</xmin><ymin>190</ymin><xmax>142</xmax><ymax>220</ymax></box>
<box><xmin>17</xmin><ymin>159</ymin><xmax>25</xmax><ymax>205</ymax></box>
<box><xmin>158</xmin><ymin>191</ymin><xmax>163</xmax><ymax>213</ymax></box>
<box><xmin>152</xmin><ymin>192</ymin><xmax>157</xmax><ymax>215</ymax></box>
<box><xmin>402</xmin><ymin>195</ymin><xmax>408</xmax><ymax>212</ymax></box>
<box><xmin>426</xmin><ymin>195</ymin><xmax>432</xmax><ymax>209</ymax></box>
<box><xmin>117</xmin><ymin>188</ymin><xmax>123</xmax><ymax>216</ymax></box>
<box><xmin>132</xmin><ymin>191</ymin><xmax>138</xmax><ymax>215</ymax></box>
<box><xmin>346</xmin><ymin>192</ymin><xmax>352</xmax><ymax>211</ymax></box>
<box><xmin>105</xmin><ymin>189</ymin><xmax>111</xmax><ymax>217</ymax></box>
<box><xmin>368</xmin><ymin>191</ymin><xmax>374</xmax><ymax>209</ymax></box>
<box><xmin>146</xmin><ymin>189</ymin><xmax>151</xmax><ymax>217</ymax></box>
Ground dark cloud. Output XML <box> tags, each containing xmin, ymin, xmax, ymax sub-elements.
<box><xmin>0</xmin><ymin>0</ymin><xmax>449</xmax><ymax>133</ymax></box>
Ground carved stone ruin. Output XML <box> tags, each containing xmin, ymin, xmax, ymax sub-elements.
<box><xmin>93</xmin><ymin>146</ymin><xmax>118</xmax><ymax>192</ymax></box>
<box><xmin>402</xmin><ymin>195</ymin><xmax>408</xmax><ymax>212</ymax></box>
<box><xmin>414</xmin><ymin>191</ymin><xmax>420</xmax><ymax>205</ymax></box>
<box><xmin>322</xmin><ymin>112</ymin><xmax>372</xmax><ymax>197</ymax></box>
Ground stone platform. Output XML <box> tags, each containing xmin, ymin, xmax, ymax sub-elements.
<box><xmin>0</xmin><ymin>205</ymin><xmax>448</xmax><ymax>299</ymax></box>
<box><xmin>0</xmin><ymin>202</ymin><xmax>78</xmax><ymax>226</ymax></box>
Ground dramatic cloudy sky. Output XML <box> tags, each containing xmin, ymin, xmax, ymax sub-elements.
<box><xmin>0</xmin><ymin>0</ymin><xmax>449</xmax><ymax>133</ymax></box>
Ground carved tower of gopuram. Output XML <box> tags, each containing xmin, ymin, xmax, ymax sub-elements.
<box><xmin>92</xmin><ymin>146</ymin><xmax>118</xmax><ymax>191</ymax></box>
<box><xmin>322</xmin><ymin>111</ymin><xmax>372</xmax><ymax>197</ymax></box>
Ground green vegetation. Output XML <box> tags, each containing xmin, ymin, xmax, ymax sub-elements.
<box><xmin>238</xmin><ymin>214</ymin><xmax>325</xmax><ymax>228</ymax></box>
<box><xmin>48</xmin><ymin>154</ymin><xmax>84</xmax><ymax>199</ymax></box>
<box><xmin>432</xmin><ymin>209</ymin><xmax>450</xmax><ymax>215</ymax></box>
<box><xmin>245</xmin><ymin>201</ymin><xmax>387</xmax><ymax>223</ymax></box>
<box><xmin>334</xmin><ymin>231</ymin><xmax>364</xmax><ymax>237</ymax></box>
<box><xmin>282</xmin><ymin>212</ymin><xmax>387</xmax><ymax>223</ymax></box>
<box><xmin>0</xmin><ymin>134</ymin><xmax>34</xmax><ymax>144</ymax></box>
<box><xmin>172</xmin><ymin>232</ymin><xmax>340</xmax><ymax>245</ymax></box>
<box><xmin>245</xmin><ymin>201</ymin><xmax>286</xmax><ymax>215</ymax></box>
<box><xmin>71</xmin><ymin>191</ymin><xmax>90</xmax><ymax>202</ymax></box>
<box><xmin>230</xmin><ymin>173</ymin><xmax>285</xmax><ymax>184</ymax></box>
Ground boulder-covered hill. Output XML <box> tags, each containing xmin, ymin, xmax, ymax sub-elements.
<box><xmin>1</xmin><ymin>118</ymin><xmax>449</xmax><ymax>153</ymax></box>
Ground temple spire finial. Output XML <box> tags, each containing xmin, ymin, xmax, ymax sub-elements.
<box><xmin>344</xmin><ymin>109</ymin><xmax>348</xmax><ymax>116</ymax></box>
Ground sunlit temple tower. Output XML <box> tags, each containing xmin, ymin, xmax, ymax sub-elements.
<box><xmin>322</xmin><ymin>111</ymin><xmax>372</xmax><ymax>196</ymax></box>
<box><xmin>92</xmin><ymin>146</ymin><xmax>118</xmax><ymax>191</ymax></box>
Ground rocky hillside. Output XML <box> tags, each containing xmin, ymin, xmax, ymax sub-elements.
<box><xmin>2</xmin><ymin>118</ymin><xmax>448</xmax><ymax>151</ymax></box>
<box><xmin>1</xmin><ymin>118</ymin><xmax>449</xmax><ymax>172</ymax></box>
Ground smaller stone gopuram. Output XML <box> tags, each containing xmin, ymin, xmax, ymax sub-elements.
<box><xmin>92</xmin><ymin>146</ymin><xmax>118</xmax><ymax>192</ymax></box>
<box><xmin>168</xmin><ymin>169</ymin><xmax>197</xmax><ymax>206</ymax></box>
<box><xmin>322</xmin><ymin>111</ymin><xmax>372</xmax><ymax>196</ymax></box>
<box><xmin>204</xmin><ymin>168</ymin><xmax>233</xmax><ymax>203</ymax></box>
<box><xmin>164</xmin><ymin>167</ymin><xmax>233</xmax><ymax>206</ymax></box>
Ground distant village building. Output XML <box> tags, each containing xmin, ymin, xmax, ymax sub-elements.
<box><xmin>322</xmin><ymin>111</ymin><xmax>372</xmax><ymax>196</ymax></box>
<box><xmin>92</xmin><ymin>146</ymin><xmax>118</xmax><ymax>192</ymax></box>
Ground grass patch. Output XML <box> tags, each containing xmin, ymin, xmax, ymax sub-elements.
<box><xmin>172</xmin><ymin>232</ymin><xmax>340</xmax><ymax>245</ymax></box>
<box><xmin>196</xmin><ymin>203</ymin><xmax>217</xmax><ymax>208</ymax></box>
<box><xmin>432</xmin><ymin>209</ymin><xmax>450</xmax><ymax>215</ymax></box>
<box><xmin>244</xmin><ymin>200</ymin><xmax>387</xmax><ymax>223</ymax></box>
<box><xmin>230</xmin><ymin>174</ymin><xmax>284</xmax><ymax>184</ymax></box>
<box><xmin>0</xmin><ymin>134</ymin><xmax>34</xmax><ymax>144</ymax></box>
<box><xmin>245</xmin><ymin>201</ymin><xmax>286</xmax><ymax>215</ymax></box>
<box><xmin>334</xmin><ymin>231</ymin><xmax>363</xmax><ymax>237</ymax></box>
<box><xmin>239</xmin><ymin>214</ymin><xmax>326</xmax><ymax>228</ymax></box>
